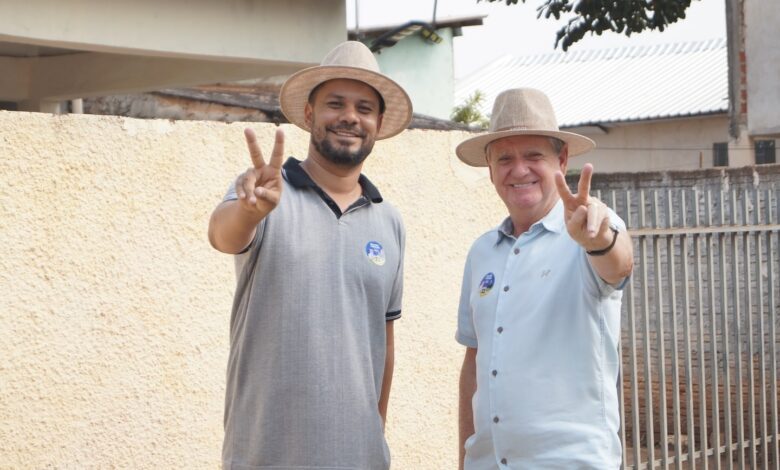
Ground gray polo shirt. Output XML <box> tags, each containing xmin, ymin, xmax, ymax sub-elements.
<box><xmin>222</xmin><ymin>158</ymin><xmax>404</xmax><ymax>470</ymax></box>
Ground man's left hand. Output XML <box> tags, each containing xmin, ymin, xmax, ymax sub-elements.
<box><xmin>554</xmin><ymin>164</ymin><xmax>613</xmax><ymax>252</ymax></box>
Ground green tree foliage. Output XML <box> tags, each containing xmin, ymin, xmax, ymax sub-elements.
<box><xmin>479</xmin><ymin>0</ymin><xmax>697</xmax><ymax>50</ymax></box>
<box><xmin>451</xmin><ymin>90</ymin><xmax>490</xmax><ymax>129</ymax></box>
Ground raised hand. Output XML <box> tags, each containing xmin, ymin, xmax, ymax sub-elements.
<box><xmin>554</xmin><ymin>163</ymin><xmax>611</xmax><ymax>250</ymax></box>
<box><xmin>235</xmin><ymin>127</ymin><xmax>285</xmax><ymax>216</ymax></box>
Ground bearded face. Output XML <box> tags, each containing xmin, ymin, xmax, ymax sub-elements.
<box><xmin>304</xmin><ymin>79</ymin><xmax>383</xmax><ymax>168</ymax></box>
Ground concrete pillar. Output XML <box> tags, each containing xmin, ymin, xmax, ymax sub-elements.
<box><xmin>70</xmin><ymin>99</ymin><xmax>84</xmax><ymax>114</ymax></box>
<box><xmin>726</xmin><ymin>0</ymin><xmax>753</xmax><ymax>166</ymax></box>
<box><xmin>17</xmin><ymin>100</ymin><xmax>63</xmax><ymax>114</ymax></box>
<box><xmin>729</xmin><ymin>124</ymin><xmax>754</xmax><ymax>166</ymax></box>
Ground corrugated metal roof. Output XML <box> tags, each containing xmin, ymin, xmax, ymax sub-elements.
<box><xmin>455</xmin><ymin>38</ymin><xmax>728</xmax><ymax>127</ymax></box>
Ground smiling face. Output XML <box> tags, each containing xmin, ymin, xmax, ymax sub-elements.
<box><xmin>304</xmin><ymin>78</ymin><xmax>384</xmax><ymax>168</ymax></box>
<box><xmin>487</xmin><ymin>134</ymin><xmax>568</xmax><ymax>230</ymax></box>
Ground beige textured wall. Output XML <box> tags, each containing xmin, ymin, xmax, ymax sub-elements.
<box><xmin>0</xmin><ymin>111</ymin><xmax>506</xmax><ymax>468</ymax></box>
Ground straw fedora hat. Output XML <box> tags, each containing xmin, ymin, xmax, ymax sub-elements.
<box><xmin>279</xmin><ymin>41</ymin><xmax>413</xmax><ymax>140</ymax></box>
<box><xmin>456</xmin><ymin>88</ymin><xmax>595</xmax><ymax>167</ymax></box>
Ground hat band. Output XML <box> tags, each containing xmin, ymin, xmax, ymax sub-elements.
<box><xmin>493</xmin><ymin>125</ymin><xmax>560</xmax><ymax>132</ymax></box>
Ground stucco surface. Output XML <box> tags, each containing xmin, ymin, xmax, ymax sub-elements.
<box><xmin>0</xmin><ymin>111</ymin><xmax>505</xmax><ymax>468</ymax></box>
<box><xmin>374</xmin><ymin>28</ymin><xmax>456</xmax><ymax>120</ymax></box>
<box><xmin>745</xmin><ymin>0</ymin><xmax>780</xmax><ymax>135</ymax></box>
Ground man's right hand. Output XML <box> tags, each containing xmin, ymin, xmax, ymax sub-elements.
<box><xmin>207</xmin><ymin>127</ymin><xmax>285</xmax><ymax>254</ymax></box>
<box><xmin>235</xmin><ymin>127</ymin><xmax>285</xmax><ymax>216</ymax></box>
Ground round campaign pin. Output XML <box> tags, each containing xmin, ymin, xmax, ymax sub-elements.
<box><xmin>479</xmin><ymin>272</ymin><xmax>495</xmax><ymax>297</ymax></box>
<box><xmin>365</xmin><ymin>241</ymin><xmax>386</xmax><ymax>266</ymax></box>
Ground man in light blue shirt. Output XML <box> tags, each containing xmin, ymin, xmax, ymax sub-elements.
<box><xmin>455</xmin><ymin>88</ymin><xmax>634</xmax><ymax>469</ymax></box>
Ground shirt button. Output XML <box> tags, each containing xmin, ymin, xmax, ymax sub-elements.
<box><xmin>497</xmin><ymin>326</ymin><xmax>503</xmax><ymax>333</ymax></box>
<box><xmin>501</xmin><ymin>458</ymin><xmax>508</xmax><ymax>465</ymax></box>
<box><xmin>513</xmin><ymin>248</ymin><xmax>520</xmax><ymax>255</ymax></box>
<box><xmin>493</xmin><ymin>416</ymin><xmax>500</xmax><ymax>423</ymax></box>
<box><xmin>492</xmin><ymin>369</ymin><xmax>498</xmax><ymax>377</ymax></box>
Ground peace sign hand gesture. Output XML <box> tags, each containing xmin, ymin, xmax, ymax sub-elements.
<box><xmin>554</xmin><ymin>163</ymin><xmax>612</xmax><ymax>251</ymax></box>
<box><xmin>235</xmin><ymin>127</ymin><xmax>285</xmax><ymax>217</ymax></box>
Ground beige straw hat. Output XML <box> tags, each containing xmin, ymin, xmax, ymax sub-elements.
<box><xmin>456</xmin><ymin>88</ymin><xmax>595</xmax><ymax>167</ymax></box>
<box><xmin>279</xmin><ymin>41</ymin><xmax>413</xmax><ymax>140</ymax></box>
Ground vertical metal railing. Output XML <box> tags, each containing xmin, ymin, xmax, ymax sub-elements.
<box><xmin>615</xmin><ymin>186</ymin><xmax>779</xmax><ymax>469</ymax></box>
<box><xmin>680</xmin><ymin>190</ymin><xmax>696</xmax><ymax>469</ymax></box>
<box><xmin>694</xmin><ymin>187</ymin><xmax>710</xmax><ymax>470</ymax></box>
<box><xmin>756</xmin><ymin>189</ymin><xmax>768</xmax><ymax>470</ymax></box>
<box><xmin>744</xmin><ymin>189</ymin><xmax>757</xmax><ymax>470</ymax></box>
<box><xmin>707</xmin><ymin>189</ymin><xmax>722</xmax><ymax>470</ymax></box>
<box><xmin>769</xmin><ymin>188</ymin><xmax>779</xmax><ymax>467</ymax></box>
<box><xmin>767</xmin><ymin>188</ymin><xmax>780</xmax><ymax>468</ymax></box>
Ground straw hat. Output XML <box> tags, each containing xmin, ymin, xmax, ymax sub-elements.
<box><xmin>456</xmin><ymin>88</ymin><xmax>595</xmax><ymax>167</ymax></box>
<box><xmin>279</xmin><ymin>41</ymin><xmax>413</xmax><ymax>140</ymax></box>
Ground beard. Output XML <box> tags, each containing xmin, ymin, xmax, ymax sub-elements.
<box><xmin>311</xmin><ymin>123</ymin><xmax>375</xmax><ymax>167</ymax></box>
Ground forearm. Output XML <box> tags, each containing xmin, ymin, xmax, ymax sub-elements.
<box><xmin>378</xmin><ymin>322</ymin><xmax>395</xmax><ymax>429</ymax></box>
<box><xmin>208</xmin><ymin>200</ymin><xmax>266</xmax><ymax>254</ymax></box>
<box><xmin>459</xmin><ymin>347</ymin><xmax>477</xmax><ymax>470</ymax></box>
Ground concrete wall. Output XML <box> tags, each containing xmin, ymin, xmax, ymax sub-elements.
<box><xmin>0</xmin><ymin>111</ymin><xmax>503</xmax><ymax>468</ymax></box>
<box><xmin>570</xmin><ymin>115</ymin><xmax>730</xmax><ymax>173</ymax></box>
<box><xmin>745</xmin><ymin>0</ymin><xmax>780</xmax><ymax>136</ymax></box>
<box><xmin>5</xmin><ymin>111</ymin><xmax>773</xmax><ymax>468</ymax></box>
<box><xmin>0</xmin><ymin>0</ymin><xmax>346</xmax><ymax>108</ymax></box>
<box><xmin>371</xmin><ymin>28</ymin><xmax>456</xmax><ymax>120</ymax></box>
<box><xmin>0</xmin><ymin>0</ymin><xmax>343</xmax><ymax>63</ymax></box>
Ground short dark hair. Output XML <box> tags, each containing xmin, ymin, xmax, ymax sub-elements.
<box><xmin>307</xmin><ymin>80</ymin><xmax>386</xmax><ymax>115</ymax></box>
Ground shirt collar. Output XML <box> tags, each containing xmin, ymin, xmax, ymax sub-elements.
<box><xmin>282</xmin><ymin>157</ymin><xmax>383</xmax><ymax>203</ymax></box>
<box><xmin>495</xmin><ymin>199</ymin><xmax>565</xmax><ymax>243</ymax></box>
<box><xmin>541</xmin><ymin>199</ymin><xmax>565</xmax><ymax>233</ymax></box>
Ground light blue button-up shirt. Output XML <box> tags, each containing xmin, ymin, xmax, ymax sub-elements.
<box><xmin>457</xmin><ymin>200</ymin><xmax>626</xmax><ymax>469</ymax></box>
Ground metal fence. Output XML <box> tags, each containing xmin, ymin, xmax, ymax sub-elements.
<box><xmin>602</xmin><ymin>186</ymin><xmax>780</xmax><ymax>469</ymax></box>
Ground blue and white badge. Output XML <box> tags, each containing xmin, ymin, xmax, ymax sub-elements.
<box><xmin>365</xmin><ymin>241</ymin><xmax>386</xmax><ymax>266</ymax></box>
<box><xmin>479</xmin><ymin>272</ymin><xmax>495</xmax><ymax>297</ymax></box>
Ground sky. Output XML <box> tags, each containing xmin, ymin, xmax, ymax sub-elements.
<box><xmin>346</xmin><ymin>0</ymin><xmax>727</xmax><ymax>79</ymax></box>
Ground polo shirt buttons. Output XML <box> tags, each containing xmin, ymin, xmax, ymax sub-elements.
<box><xmin>497</xmin><ymin>326</ymin><xmax>503</xmax><ymax>333</ymax></box>
<box><xmin>493</xmin><ymin>416</ymin><xmax>500</xmax><ymax>423</ymax></box>
<box><xmin>492</xmin><ymin>369</ymin><xmax>498</xmax><ymax>377</ymax></box>
<box><xmin>501</xmin><ymin>458</ymin><xmax>508</xmax><ymax>465</ymax></box>
<box><xmin>503</xmin><ymin>286</ymin><xmax>509</xmax><ymax>292</ymax></box>
<box><xmin>513</xmin><ymin>248</ymin><xmax>520</xmax><ymax>255</ymax></box>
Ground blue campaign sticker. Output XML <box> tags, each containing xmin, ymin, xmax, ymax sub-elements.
<box><xmin>365</xmin><ymin>241</ymin><xmax>386</xmax><ymax>266</ymax></box>
<box><xmin>479</xmin><ymin>272</ymin><xmax>495</xmax><ymax>297</ymax></box>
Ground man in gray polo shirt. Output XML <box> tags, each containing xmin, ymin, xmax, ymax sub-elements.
<box><xmin>208</xmin><ymin>41</ymin><xmax>412</xmax><ymax>470</ymax></box>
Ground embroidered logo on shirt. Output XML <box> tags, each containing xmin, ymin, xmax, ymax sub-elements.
<box><xmin>479</xmin><ymin>273</ymin><xmax>495</xmax><ymax>297</ymax></box>
<box><xmin>541</xmin><ymin>269</ymin><xmax>551</xmax><ymax>278</ymax></box>
<box><xmin>365</xmin><ymin>241</ymin><xmax>386</xmax><ymax>266</ymax></box>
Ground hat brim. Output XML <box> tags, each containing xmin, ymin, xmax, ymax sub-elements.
<box><xmin>279</xmin><ymin>65</ymin><xmax>412</xmax><ymax>140</ymax></box>
<box><xmin>455</xmin><ymin>129</ymin><xmax>596</xmax><ymax>167</ymax></box>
